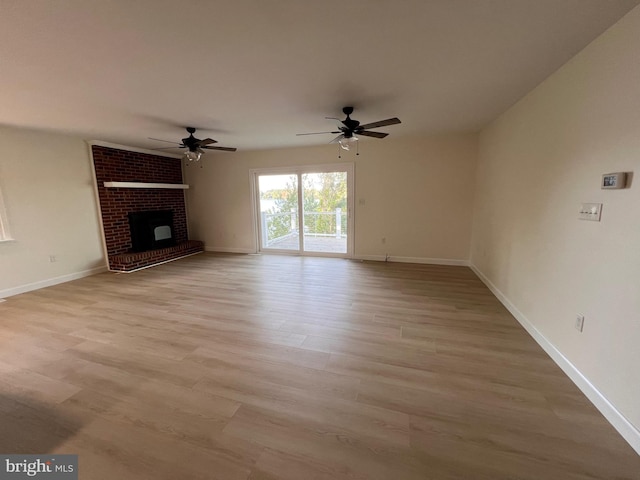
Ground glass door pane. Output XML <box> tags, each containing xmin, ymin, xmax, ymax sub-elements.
<box><xmin>258</xmin><ymin>174</ymin><xmax>300</xmax><ymax>251</ymax></box>
<box><xmin>301</xmin><ymin>172</ymin><xmax>348</xmax><ymax>254</ymax></box>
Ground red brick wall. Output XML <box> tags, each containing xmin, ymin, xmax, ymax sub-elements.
<box><xmin>92</xmin><ymin>146</ymin><xmax>188</xmax><ymax>257</ymax></box>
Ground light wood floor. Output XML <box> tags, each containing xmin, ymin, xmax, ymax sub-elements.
<box><xmin>0</xmin><ymin>253</ymin><xmax>638</xmax><ymax>479</ymax></box>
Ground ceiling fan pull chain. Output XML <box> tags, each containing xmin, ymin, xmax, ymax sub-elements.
<box><xmin>337</xmin><ymin>143</ymin><xmax>341</xmax><ymax>159</ymax></box>
<box><xmin>356</xmin><ymin>141</ymin><xmax>359</xmax><ymax>156</ymax></box>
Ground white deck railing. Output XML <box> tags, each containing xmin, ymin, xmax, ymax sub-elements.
<box><xmin>261</xmin><ymin>208</ymin><xmax>346</xmax><ymax>247</ymax></box>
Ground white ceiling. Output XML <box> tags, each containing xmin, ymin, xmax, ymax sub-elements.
<box><xmin>1</xmin><ymin>0</ymin><xmax>638</xmax><ymax>152</ymax></box>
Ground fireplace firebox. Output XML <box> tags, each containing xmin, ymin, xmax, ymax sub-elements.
<box><xmin>128</xmin><ymin>210</ymin><xmax>176</xmax><ymax>252</ymax></box>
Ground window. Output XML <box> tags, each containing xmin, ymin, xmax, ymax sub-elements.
<box><xmin>0</xmin><ymin>184</ymin><xmax>12</xmax><ymax>241</ymax></box>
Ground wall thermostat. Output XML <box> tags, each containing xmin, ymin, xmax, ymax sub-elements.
<box><xmin>601</xmin><ymin>172</ymin><xmax>627</xmax><ymax>189</ymax></box>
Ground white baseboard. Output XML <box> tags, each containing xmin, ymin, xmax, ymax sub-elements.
<box><xmin>0</xmin><ymin>265</ymin><xmax>108</xmax><ymax>299</ymax></box>
<box><xmin>469</xmin><ymin>263</ymin><xmax>640</xmax><ymax>455</ymax></box>
<box><xmin>354</xmin><ymin>254</ymin><xmax>468</xmax><ymax>266</ymax></box>
<box><xmin>204</xmin><ymin>246</ymin><xmax>255</xmax><ymax>254</ymax></box>
<box><xmin>204</xmin><ymin>249</ymin><xmax>469</xmax><ymax>266</ymax></box>
<box><xmin>353</xmin><ymin>254</ymin><xmax>387</xmax><ymax>262</ymax></box>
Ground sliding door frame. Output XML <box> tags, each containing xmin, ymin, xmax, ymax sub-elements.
<box><xmin>249</xmin><ymin>163</ymin><xmax>354</xmax><ymax>258</ymax></box>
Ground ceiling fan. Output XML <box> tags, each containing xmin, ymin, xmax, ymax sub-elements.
<box><xmin>149</xmin><ymin>127</ymin><xmax>237</xmax><ymax>163</ymax></box>
<box><xmin>297</xmin><ymin>106</ymin><xmax>401</xmax><ymax>151</ymax></box>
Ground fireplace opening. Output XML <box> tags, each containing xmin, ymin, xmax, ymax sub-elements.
<box><xmin>128</xmin><ymin>210</ymin><xmax>176</xmax><ymax>252</ymax></box>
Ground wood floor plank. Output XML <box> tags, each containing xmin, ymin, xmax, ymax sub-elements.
<box><xmin>195</xmin><ymin>373</ymin><xmax>410</xmax><ymax>447</ymax></box>
<box><xmin>0</xmin><ymin>252</ymin><xmax>637</xmax><ymax>479</ymax></box>
<box><xmin>249</xmin><ymin>447</ymin><xmax>371</xmax><ymax>480</ymax></box>
<box><xmin>60</xmin><ymin>388</ymin><xmax>258</xmax><ymax>463</ymax></box>
<box><xmin>223</xmin><ymin>404</ymin><xmax>425</xmax><ymax>480</ymax></box>
<box><xmin>0</xmin><ymin>393</ymin><xmax>85</xmax><ymax>454</ymax></box>
<box><xmin>278</xmin><ymin>318</ymin><xmax>400</xmax><ymax>340</ymax></box>
<box><xmin>66</xmin><ymin>340</ymin><xmax>206</xmax><ymax>388</ymax></box>
<box><xmin>188</xmin><ymin>339</ymin><xmax>329</xmax><ymax>370</ymax></box>
<box><xmin>56</xmin><ymin>417</ymin><xmax>256</xmax><ymax>480</ymax></box>
<box><xmin>0</xmin><ymin>359</ymin><xmax>81</xmax><ymax>404</ymax></box>
<box><xmin>185</xmin><ymin>347</ymin><xmax>360</xmax><ymax>401</ymax></box>
<box><xmin>326</xmin><ymin>353</ymin><xmax>563</xmax><ymax>407</ymax></box>
<box><xmin>302</xmin><ymin>334</ymin><xmax>437</xmax><ymax>369</ymax></box>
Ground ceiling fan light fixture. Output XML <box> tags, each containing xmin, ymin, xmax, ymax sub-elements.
<box><xmin>339</xmin><ymin>135</ymin><xmax>358</xmax><ymax>151</ymax></box>
<box><xmin>184</xmin><ymin>150</ymin><xmax>202</xmax><ymax>162</ymax></box>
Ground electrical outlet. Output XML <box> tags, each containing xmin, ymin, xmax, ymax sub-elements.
<box><xmin>49</xmin><ymin>255</ymin><xmax>57</xmax><ymax>263</ymax></box>
<box><xmin>575</xmin><ymin>314</ymin><xmax>585</xmax><ymax>332</ymax></box>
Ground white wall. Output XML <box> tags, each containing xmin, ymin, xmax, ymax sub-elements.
<box><xmin>471</xmin><ymin>6</ymin><xmax>640</xmax><ymax>447</ymax></box>
<box><xmin>0</xmin><ymin>126</ymin><xmax>105</xmax><ymax>297</ymax></box>
<box><xmin>185</xmin><ymin>134</ymin><xmax>477</xmax><ymax>262</ymax></box>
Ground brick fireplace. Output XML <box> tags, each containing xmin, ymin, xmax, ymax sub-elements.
<box><xmin>91</xmin><ymin>144</ymin><xmax>203</xmax><ymax>272</ymax></box>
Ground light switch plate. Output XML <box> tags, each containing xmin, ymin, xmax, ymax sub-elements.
<box><xmin>579</xmin><ymin>203</ymin><xmax>602</xmax><ymax>221</ymax></box>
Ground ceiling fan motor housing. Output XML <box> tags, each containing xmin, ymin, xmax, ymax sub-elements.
<box><xmin>182</xmin><ymin>127</ymin><xmax>199</xmax><ymax>151</ymax></box>
<box><xmin>341</xmin><ymin>107</ymin><xmax>360</xmax><ymax>135</ymax></box>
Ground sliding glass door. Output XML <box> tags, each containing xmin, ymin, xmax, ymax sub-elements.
<box><xmin>254</xmin><ymin>164</ymin><xmax>353</xmax><ymax>257</ymax></box>
<box><xmin>301</xmin><ymin>172</ymin><xmax>348</xmax><ymax>254</ymax></box>
<box><xmin>257</xmin><ymin>174</ymin><xmax>301</xmax><ymax>251</ymax></box>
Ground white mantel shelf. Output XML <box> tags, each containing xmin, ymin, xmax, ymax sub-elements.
<box><xmin>103</xmin><ymin>182</ymin><xmax>189</xmax><ymax>190</ymax></box>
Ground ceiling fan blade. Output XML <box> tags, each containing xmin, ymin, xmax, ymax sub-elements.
<box><xmin>357</xmin><ymin>130</ymin><xmax>388</xmax><ymax>139</ymax></box>
<box><xmin>202</xmin><ymin>146</ymin><xmax>237</xmax><ymax>152</ymax></box>
<box><xmin>358</xmin><ymin>117</ymin><xmax>401</xmax><ymax>130</ymax></box>
<box><xmin>329</xmin><ymin>135</ymin><xmax>345</xmax><ymax>144</ymax></box>
<box><xmin>196</xmin><ymin>147</ymin><xmax>205</xmax><ymax>154</ymax></box>
<box><xmin>148</xmin><ymin>137</ymin><xmax>182</xmax><ymax>145</ymax></box>
<box><xmin>296</xmin><ymin>131</ymin><xmax>341</xmax><ymax>136</ymax></box>
<box><xmin>197</xmin><ymin>138</ymin><xmax>217</xmax><ymax>146</ymax></box>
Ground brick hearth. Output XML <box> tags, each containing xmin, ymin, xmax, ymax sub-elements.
<box><xmin>108</xmin><ymin>240</ymin><xmax>204</xmax><ymax>272</ymax></box>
